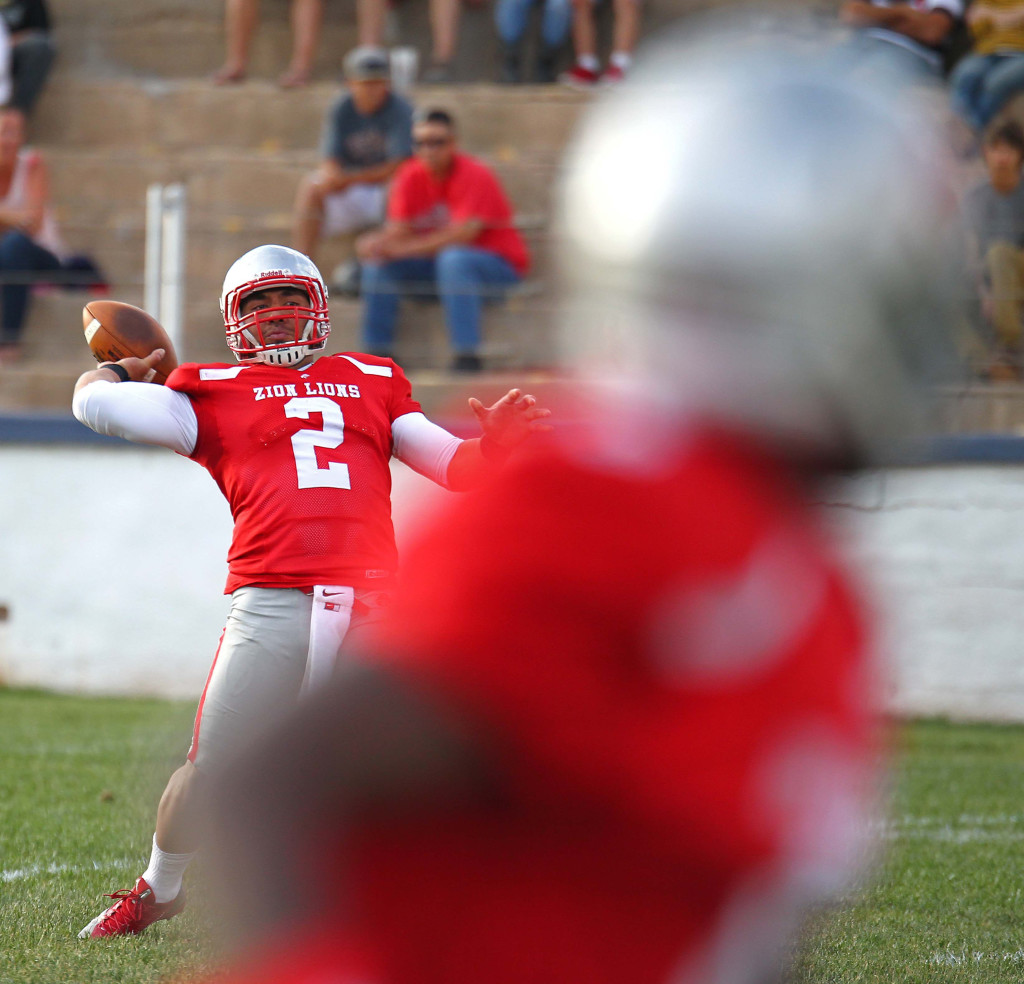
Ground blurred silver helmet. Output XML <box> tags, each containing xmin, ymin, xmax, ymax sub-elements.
<box><xmin>221</xmin><ymin>245</ymin><xmax>331</xmax><ymax>368</ymax></box>
<box><xmin>556</xmin><ymin>16</ymin><xmax>959</xmax><ymax>465</ymax></box>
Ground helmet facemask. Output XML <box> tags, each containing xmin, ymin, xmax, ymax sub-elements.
<box><xmin>228</xmin><ymin>284</ymin><xmax>327</xmax><ymax>368</ymax></box>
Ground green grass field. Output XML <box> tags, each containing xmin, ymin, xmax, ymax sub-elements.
<box><xmin>3</xmin><ymin>690</ymin><xmax>1024</xmax><ymax>984</ymax></box>
<box><xmin>792</xmin><ymin>720</ymin><xmax>1024</xmax><ymax>984</ymax></box>
<box><xmin>0</xmin><ymin>689</ymin><xmax>213</xmax><ymax>984</ymax></box>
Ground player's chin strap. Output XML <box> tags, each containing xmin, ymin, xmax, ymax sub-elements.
<box><xmin>258</xmin><ymin>344</ymin><xmax>311</xmax><ymax>367</ymax></box>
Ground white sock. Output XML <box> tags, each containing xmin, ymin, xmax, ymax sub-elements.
<box><xmin>578</xmin><ymin>54</ymin><xmax>600</xmax><ymax>72</ymax></box>
<box><xmin>609</xmin><ymin>51</ymin><xmax>632</xmax><ymax>71</ymax></box>
<box><xmin>141</xmin><ymin>834</ymin><xmax>196</xmax><ymax>903</ymax></box>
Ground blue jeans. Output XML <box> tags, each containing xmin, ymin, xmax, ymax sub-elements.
<box><xmin>0</xmin><ymin>230</ymin><xmax>61</xmax><ymax>345</ymax></box>
<box><xmin>495</xmin><ymin>0</ymin><xmax>571</xmax><ymax>48</ymax></box>
<box><xmin>950</xmin><ymin>53</ymin><xmax>1024</xmax><ymax>132</ymax></box>
<box><xmin>361</xmin><ymin>246</ymin><xmax>522</xmax><ymax>355</ymax></box>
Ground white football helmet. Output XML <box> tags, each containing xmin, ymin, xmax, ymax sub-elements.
<box><xmin>556</xmin><ymin>15</ymin><xmax>961</xmax><ymax>466</ymax></box>
<box><xmin>221</xmin><ymin>245</ymin><xmax>331</xmax><ymax>367</ymax></box>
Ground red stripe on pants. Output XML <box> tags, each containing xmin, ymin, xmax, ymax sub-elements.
<box><xmin>187</xmin><ymin>627</ymin><xmax>227</xmax><ymax>765</ymax></box>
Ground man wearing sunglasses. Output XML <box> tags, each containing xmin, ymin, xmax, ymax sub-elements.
<box><xmin>355</xmin><ymin>109</ymin><xmax>529</xmax><ymax>373</ymax></box>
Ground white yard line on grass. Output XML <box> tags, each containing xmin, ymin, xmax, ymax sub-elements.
<box><xmin>2</xmin><ymin>858</ymin><xmax>135</xmax><ymax>883</ymax></box>
<box><xmin>886</xmin><ymin>814</ymin><xmax>1024</xmax><ymax>827</ymax></box>
<box><xmin>932</xmin><ymin>948</ymin><xmax>1024</xmax><ymax>966</ymax></box>
<box><xmin>874</xmin><ymin>814</ymin><xmax>1024</xmax><ymax>842</ymax></box>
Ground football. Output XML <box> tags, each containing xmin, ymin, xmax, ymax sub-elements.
<box><xmin>82</xmin><ymin>300</ymin><xmax>179</xmax><ymax>385</ymax></box>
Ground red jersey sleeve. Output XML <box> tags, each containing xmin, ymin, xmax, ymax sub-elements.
<box><xmin>387</xmin><ymin>362</ymin><xmax>421</xmax><ymax>421</ymax></box>
<box><xmin>165</xmin><ymin>362</ymin><xmax>233</xmax><ymax>462</ymax></box>
<box><xmin>165</xmin><ymin>362</ymin><xmax>203</xmax><ymax>396</ymax></box>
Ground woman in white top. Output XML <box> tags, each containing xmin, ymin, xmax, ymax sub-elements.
<box><xmin>0</xmin><ymin>105</ymin><xmax>63</xmax><ymax>364</ymax></box>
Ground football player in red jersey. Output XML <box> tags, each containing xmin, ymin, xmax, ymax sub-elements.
<box><xmin>204</xmin><ymin>20</ymin><xmax>958</xmax><ymax>984</ymax></box>
<box><xmin>71</xmin><ymin>243</ymin><xmax>551</xmax><ymax>939</ymax></box>
<box><xmin>191</xmin><ymin>21</ymin><xmax>961</xmax><ymax>984</ymax></box>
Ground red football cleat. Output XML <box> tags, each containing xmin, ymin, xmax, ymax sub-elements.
<box><xmin>559</xmin><ymin>64</ymin><xmax>600</xmax><ymax>89</ymax></box>
<box><xmin>78</xmin><ymin>876</ymin><xmax>186</xmax><ymax>939</ymax></box>
<box><xmin>599</xmin><ymin>64</ymin><xmax>627</xmax><ymax>85</ymax></box>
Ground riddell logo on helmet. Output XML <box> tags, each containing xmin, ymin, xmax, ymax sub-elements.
<box><xmin>259</xmin><ymin>270</ymin><xmax>289</xmax><ymax>278</ymax></box>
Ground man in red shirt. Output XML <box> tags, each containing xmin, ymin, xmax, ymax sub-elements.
<box><xmin>201</xmin><ymin>19</ymin><xmax>958</xmax><ymax>984</ymax></box>
<box><xmin>356</xmin><ymin>109</ymin><xmax>529</xmax><ymax>373</ymax></box>
<box><xmin>70</xmin><ymin>243</ymin><xmax>550</xmax><ymax>940</ymax></box>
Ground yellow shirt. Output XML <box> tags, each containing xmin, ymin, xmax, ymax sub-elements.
<box><xmin>970</xmin><ymin>0</ymin><xmax>1024</xmax><ymax>55</ymax></box>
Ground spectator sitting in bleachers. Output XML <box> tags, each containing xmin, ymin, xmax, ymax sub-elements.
<box><xmin>837</xmin><ymin>0</ymin><xmax>964</xmax><ymax>83</ymax></box>
<box><xmin>292</xmin><ymin>46</ymin><xmax>413</xmax><ymax>280</ymax></box>
<box><xmin>496</xmin><ymin>0</ymin><xmax>571</xmax><ymax>83</ymax></box>
<box><xmin>0</xmin><ymin>0</ymin><xmax>53</xmax><ymax>116</ymax></box>
<box><xmin>213</xmin><ymin>0</ymin><xmax>322</xmax><ymax>87</ymax></box>
<box><xmin>963</xmin><ymin>120</ymin><xmax>1024</xmax><ymax>380</ymax></box>
<box><xmin>0</xmin><ymin>106</ymin><xmax>64</xmax><ymax>366</ymax></box>
<box><xmin>356</xmin><ymin>108</ymin><xmax>529</xmax><ymax>373</ymax></box>
<box><xmin>951</xmin><ymin>1</ymin><xmax>1024</xmax><ymax>134</ymax></box>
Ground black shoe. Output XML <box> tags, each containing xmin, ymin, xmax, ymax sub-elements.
<box><xmin>451</xmin><ymin>353</ymin><xmax>483</xmax><ymax>373</ymax></box>
<box><xmin>501</xmin><ymin>44</ymin><xmax>523</xmax><ymax>84</ymax></box>
<box><xmin>534</xmin><ymin>48</ymin><xmax>559</xmax><ymax>84</ymax></box>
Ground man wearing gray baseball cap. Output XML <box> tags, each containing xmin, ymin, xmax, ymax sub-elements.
<box><xmin>291</xmin><ymin>46</ymin><xmax>415</xmax><ymax>268</ymax></box>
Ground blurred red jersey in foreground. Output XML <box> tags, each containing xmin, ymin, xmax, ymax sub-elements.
<box><xmin>207</xmin><ymin>397</ymin><xmax>879</xmax><ymax>984</ymax></box>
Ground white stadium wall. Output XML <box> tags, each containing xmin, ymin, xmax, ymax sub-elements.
<box><xmin>2</xmin><ymin>444</ymin><xmax>1024</xmax><ymax>722</ymax></box>
<box><xmin>0</xmin><ymin>445</ymin><xmax>450</xmax><ymax>701</ymax></box>
<box><xmin>826</xmin><ymin>466</ymin><xmax>1024</xmax><ymax>723</ymax></box>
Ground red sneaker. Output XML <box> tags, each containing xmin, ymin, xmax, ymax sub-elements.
<box><xmin>559</xmin><ymin>64</ymin><xmax>600</xmax><ymax>89</ymax></box>
<box><xmin>78</xmin><ymin>877</ymin><xmax>186</xmax><ymax>938</ymax></box>
<box><xmin>600</xmin><ymin>64</ymin><xmax>626</xmax><ymax>85</ymax></box>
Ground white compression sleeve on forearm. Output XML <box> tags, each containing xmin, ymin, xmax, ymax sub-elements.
<box><xmin>391</xmin><ymin>411</ymin><xmax>462</xmax><ymax>488</ymax></box>
<box><xmin>72</xmin><ymin>380</ymin><xmax>199</xmax><ymax>455</ymax></box>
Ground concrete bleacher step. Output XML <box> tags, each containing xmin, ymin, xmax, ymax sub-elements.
<box><xmin>47</xmin><ymin>146</ymin><xmax>562</xmax><ymax>236</ymax></box>
<box><xmin>937</xmin><ymin>385</ymin><xmax>1024</xmax><ymax>436</ymax></box>
<box><xmin>33</xmin><ymin>80</ymin><xmax>589</xmax><ymax>157</ymax></box>
<box><xmin>325</xmin><ymin>288</ymin><xmax>559</xmax><ymax>370</ymax></box>
<box><xmin>0</xmin><ymin>362</ymin><xmax>83</xmax><ymax>413</ymax></box>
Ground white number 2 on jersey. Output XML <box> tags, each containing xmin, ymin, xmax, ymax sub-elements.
<box><xmin>284</xmin><ymin>397</ymin><xmax>352</xmax><ymax>490</ymax></box>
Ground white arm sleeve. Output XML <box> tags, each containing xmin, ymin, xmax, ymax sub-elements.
<box><xmin>72</xmin><ymin>380</ymin><xmax>199</xmax><ymax>455</ymax></box>
<box><xmin>391</xmin><ymin>411</ymin><xmax>463</xmax><ymax>488</ymax></box>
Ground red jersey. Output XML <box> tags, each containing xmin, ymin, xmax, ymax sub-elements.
<box><xmin>212</xmin><ymin>410</ymin><xmax>879</xmax><ymax>984</ymax></box>
<box><xmin>388</xmin><ymin>153</ymin><xmax>530</xmax><ymax>275</ymax></box>
<box><xmin>166</xmin><ymin>353</ymin><xmax>421</xmax><ymax>593</ymax></box>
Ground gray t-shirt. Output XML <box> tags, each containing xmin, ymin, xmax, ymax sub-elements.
<box><xmin>963</xmin><ymin>178</ymin><xmax>1024</xmax><ymax>256</ymax></box>
<box><xmin>320</xmin><ymin>91</ymin><xmax>414</xmax><ymax>170</ymax></box>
